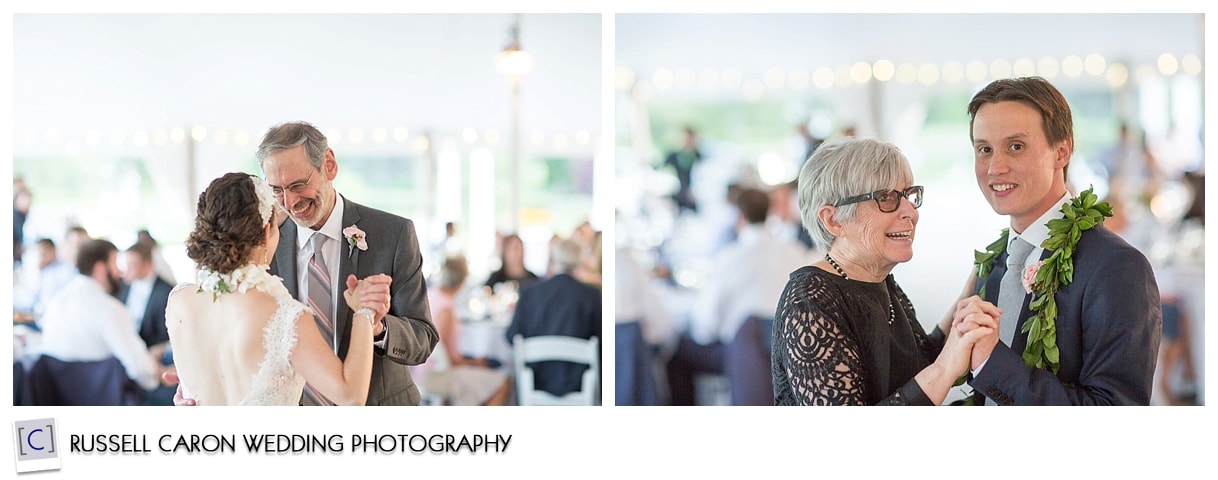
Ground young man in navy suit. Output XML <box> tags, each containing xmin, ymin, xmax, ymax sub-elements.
<box><xmin>954</xmin><ymin>77</ymin><xmax>1160</xmax><ymax>405</ymax></box>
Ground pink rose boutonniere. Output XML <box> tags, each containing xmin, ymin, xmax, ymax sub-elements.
<box><xmin>1022</xmin><ymin>260</ymin><xmax>1044</xmax><ymax>294</ymax></box>
<box><xmin>343</xmin><ymin>225</ymin><xmax>368</xmax><ymax>251</ymax></box>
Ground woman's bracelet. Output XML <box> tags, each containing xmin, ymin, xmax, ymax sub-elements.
<box><xmin>355</xmin><ymin>308</ymin><xmax>376</xmax><ymax>326</ymax></box>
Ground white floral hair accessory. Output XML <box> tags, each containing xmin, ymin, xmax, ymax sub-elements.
<box><xmin>249</xmin><ymin>175</ymin><xmax>276</xmax><ymax>225</ymax></box>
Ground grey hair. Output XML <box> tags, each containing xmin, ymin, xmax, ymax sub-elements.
<box><xmin>549</xmin><ymin>238</ymin><xmax>582</xmax><ymax>274</ymax></box>
<box><xmin>797</xmin><ymin>137</ymin><xmax>914</xmax><ymax>251</ymax></box>
<box><xmin>255</xmin><ymin>121</ymin><xmax>329</xmax><ymax>170</ymax></box>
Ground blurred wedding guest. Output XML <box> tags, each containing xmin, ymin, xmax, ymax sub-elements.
<box><xmin>119</xmin><ymin>242</ymin><xmax>172</xmax><ymax>354</ymax></box>
<box><xmin>14</xmin><ymin>180</ymin><xmax>31</xmax><ymax>264</ymax></box>
<box><xmin>661</xmin><ymin>126</ymin><xmax>702</xmax><ymax>214</ymax></box>
<box><xmin>119</xmin><ymin>242</ymin><xmax>175</xmax><ymax>405</ymax></box>
<box><xmin>673</xmin><ymin>188</ymin><xmax>811</xmax><ymax>405</ymax></box>
<box><xmin>572</xmin><ymin>220</ymin><xmax>596</xmax><ymax>247</ymax></box>
<box><xmin>15</xmin><ymin>238</ymin><xmax>78</xmax><ymax>315</ymax></box>
<box><xmin>416</xmin><ymin>256</ymin><xmax>511</xmax><ymax>406</ymax></box>
<box><xmin>768</xmin><ymin>181</ymin><xmax>815</xmax><ymax>250</ymax></box>
<box><xmin>506</xmin><ymin>238</ymin><xmax>602</xmax><ymax>398</ymax></box>
<box><xmin>60</xmin><ymin>225</ymin><xmax>91</xmax><ymax>266</ymax></box>
<box><xmin>36</xmin><ymin>239</ymin><xmax>160</xmax><ymax>393</ymax></box>
<box><xmin>795</xmin><ymin>122</ymin><xmax>823</xmax><ymax>168</ymax></box>
<box><xmin>439</xmin><ymin>221</ymin><xmax>462</xmax><ymax>257</ymax></box>
<box><xmin>1098</xmin><ymin>122</ymin><xmax>1162</xmax><ymax>200</ymax></box>
<box><xmin>575</xmin><ymin>230</ymin><xmax>602</xmax><ymax>288</ymax></box>
<box><xmin>136</xmin><ymin>229</ymin><xmax>177</xmax><ymax>285</ymax></box>
<box><xmin>1152</xmin><ymin>270</ymin><xmax>1197</xmax><ymax>405</ymax></box>
<box><xmin>484</xmin><ymin>233</ymin><xmax>539</xmax><ymax>291</ymax></box>
<box><xmin>773</xmin><ymin>138</ymin><xmax>994</xmax><ymax>405</ymax></box>
<box><xmin>615</xmin><ymin>246</ymin><xmax>673</xmax><ymax>406</ymax></box>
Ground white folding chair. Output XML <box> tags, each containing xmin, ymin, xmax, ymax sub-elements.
<box><xmin>512</xmin><ymin>334</ymin><xmax>599</xmax><ymax>406</ymax></box>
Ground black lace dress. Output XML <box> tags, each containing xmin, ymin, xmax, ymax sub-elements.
<box><xmin>772</xmin><ymin>266</ymin><xmax>945</xmax><ymax>405</ymax></box>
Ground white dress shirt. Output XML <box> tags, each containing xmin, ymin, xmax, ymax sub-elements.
<box><xmin>124</xmin><ymin>275</ymin><xmax>155</xmax><ymax>333</ymax></box>
<box><xmin>615</xmin><ymin>246</ymin><xmax>675</xmax><ymax>348</ymax></box>
<box><xmin>972</xmin><ymin>190</ymin><xmax>1071</xmax><ymax>377</ymax></box>
<box><xmin>295</xmin><ymin>195</ymin><xmax>346</xmax><ymax>325</ymax></box>
<box><xmin>689</xmin><ymin>224</ymin><xmax>814</xmax><ymax>345</ymax></box>
<box><xmin>292</xmin><ymin>196</ymin><xmax>387</xmax><ymax>350</ymax></box>
<box><xmin>19</xmin><ymin>260</ymin><xmax>77</xmax><ymax>315</ymax></box>
<box><xmin>36</xmin><ymin>275</ymin><xmax>159</xmax><ymax>390</ymax></box>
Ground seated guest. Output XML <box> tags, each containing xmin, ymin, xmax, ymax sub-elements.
<box><xmin>574</xmin><ymin>230</ymin><xmax>602</xmax><ymax>288</ymax></box>
<box><xmin>136</xmin><ymin>229</ymin><xmax>177</xmax><ymax>285</ymax></box>
<box><xmin>15</xmin><ymin>238</ymin><xmax>77</xmax><ymax>315</ymax></box>
<box><xmin>120</xmin><ymin>242</ymin><xmax>173</xmax><ymax>353</ymax></box>
<box><xmin>615</xmin><ymin>245</ymin><xmax>673</xmax><ymax>405</ymax></box>
<box><xmin>60</xmin><ymin>225</ymin><xmax>91</xmax><ymax>267</ymax></box>
<box><xmin>484</xmin><ymin>233</ymin><xmax>539</xmax><ymax>291</ymax></box>
<box><xmin>506</xmin><ymin>239</ymin><xmax>602</xmax><ymax>398</ymax></box>
<box><xmin>415</xmin><ymin>256</ymin><xmax>511</xmax><ymax>406</ymax></box>
<box><xmin>684</xmin><ymin>187</ymin><xmax>812</xmax><ymax>405</ymax></box>
<box><xmin>120</xmin><ymin>242</ymin><xmax>175</xmax><ymax>405</ymax></box>
<box><xmin>35</xmin><ymin>239</ymin><xmax>160</xmax><ymax>393</ymax></box>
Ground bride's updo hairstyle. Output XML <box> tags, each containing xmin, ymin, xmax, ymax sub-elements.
<box><xmin>187</xmin><ymin>172</ymin><xmax>272</xmax><ymax>274</ymax></box>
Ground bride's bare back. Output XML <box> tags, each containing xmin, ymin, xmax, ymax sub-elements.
<box><xmin>166</xmin><ymin>285</ymin><xmax>308</xmax><ymax>405</ymax></box>
<box><xmin>166</xmin><ymin>266</ymin><xmax>375</xmax><ymax>406</ymax></box>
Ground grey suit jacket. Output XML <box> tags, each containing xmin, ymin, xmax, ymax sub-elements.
<box><xmin>971</xmin><ymin>225</ymin><xmax>1161</xmax><ymax>405</ymax></box>
<box><xmin>271</xmin><ymin>196</ymin><xmax>438</xmax><ymax>406</ymax></box>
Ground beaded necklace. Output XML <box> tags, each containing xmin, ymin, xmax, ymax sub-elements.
<box><xmin>825</xmin><ymin>252</ymin><xmax>895</xmax><ymax>325</ymax></box>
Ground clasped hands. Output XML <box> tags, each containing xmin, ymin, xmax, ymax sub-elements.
<box><xmin>343</xmin><ymin>273</ymin><xmax>393</xmax><ymax>336</ymax></box>
<box><xmin>940</xmin><ymin>295</ymin><xmax>1002</xmax><ymax>378</ymax></box>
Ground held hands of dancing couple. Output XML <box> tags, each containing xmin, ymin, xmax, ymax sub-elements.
<box><xmin>944</xmin><ymin>294</ymin><xmax>1002</xmax><ymax>377</ymax></box>
<box><xmin>280</xmin><ymin>272</ymin><xmax>385</xmax><ymax>406</ymax></box>
<box><xmin>916</xmin><ymin>293</ymin><xmax>1001</xmax><ymax>406</ymax></box>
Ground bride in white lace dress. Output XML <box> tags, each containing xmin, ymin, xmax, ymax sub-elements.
<box><xmin>166</xmin><ymin>173</ymin><xmax>375</xmax><ymax>405</ymax></box>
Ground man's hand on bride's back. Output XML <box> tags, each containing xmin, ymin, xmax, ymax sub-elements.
<box><xmin>161</xmin><ymin>369</ymin><xmax>197</xmax><ymax>406</ymax></box>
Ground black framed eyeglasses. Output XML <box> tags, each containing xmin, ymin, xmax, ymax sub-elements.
<box><xmin>269</xmin><ymin>169</ymin><xmax>316</xmax><ymax>198</ymax></box>
<box><xmin>833</xmin><ymin>185</ymin><xmax>924</xmax><ymax>213</ymax></box>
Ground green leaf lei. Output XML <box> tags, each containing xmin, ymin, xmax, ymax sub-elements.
<box><xmin>972</xmin><ymin>186</ymin><xmax>1111</xmax><ymax>374</ymax></box>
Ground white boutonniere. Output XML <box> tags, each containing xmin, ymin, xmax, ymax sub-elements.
<box><xmin>343</xmin><ymin>225</ymin><xmax>368</xmax><ymax>251</ymax></box>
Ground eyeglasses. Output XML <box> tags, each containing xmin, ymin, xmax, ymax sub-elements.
<box><xmin>269</xmin><ymin>169</ymin><xmax>316</xmax><ymax>198</ymax></box>
<box><xmin>833</xmin><ymin>185</ymin><xmax>924</xmax><ymax>213</ymax></box>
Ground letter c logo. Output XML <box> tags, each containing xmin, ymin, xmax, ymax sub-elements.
<box><xmin>26</xmin><ymin>428</ymin><xmax>45</xmax><ymax>451</ymax></box>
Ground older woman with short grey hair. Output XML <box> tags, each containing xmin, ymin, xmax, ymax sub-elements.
<box><xmin>773</xmin><ymin>137</ymin><xmax>996</xmax><ymax>405</ymax></box>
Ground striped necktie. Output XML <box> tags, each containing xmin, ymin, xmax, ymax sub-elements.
<box><xmin>302</xmin><ymin>232</ymin><xmax>336</xmax><ymax>406</ymax></box>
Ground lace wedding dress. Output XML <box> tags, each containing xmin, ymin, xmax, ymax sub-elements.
<box><xmin>176</xmin><ymin>263</ymin><xmax>311</xmax><ymax>406</ymax></box>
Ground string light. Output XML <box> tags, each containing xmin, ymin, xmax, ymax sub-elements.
<box><xmin>1157</xmin><ymin>53</ymin><xmax>1179</xmax><ymax>76</ymax></box>
<box><xmin>1105</xmin><ymin>63</ymin><xmax>1129</xmax><ymax>88</ymax></box>
<box><xmin>872</xmin><ymin>59</ymin><xmax>895</xmax><ymax>82</ymax></box>
<box><xmin>849</xmin><ymin>62</ymin><xmax>872</xmax><ymax>84</ymax></box>
<box><xmin>1013</xmin><ymin>57</ymin><xmax>1036</xmax><ymax>77</ymax></box>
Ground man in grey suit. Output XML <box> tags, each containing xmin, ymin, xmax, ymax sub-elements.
<box><xmin>258</xmin><ymin>121</ymin><xmax>438</xmax><ymax>406</ymax></box>
<box><xmin>955</xmin><ymin>77</ymin><xmax>1160</xmax><ymax>405</ymax></box>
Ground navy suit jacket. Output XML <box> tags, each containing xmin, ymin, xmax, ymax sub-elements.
<box><xmin>506</xmin><ymin>273</ymin><xmax>602</xmax><ymax>397</ymax></box>
<box><xmin>270</xmin><ymin>196</ymin><xmax>438</xmax><ymax>406</ymax></box>
<box><xmin>971</xmin><ymin>225</ymin><xmax>1160</xmax><ymax>405</ymax></box>
<box><xmin>119</xmin><ymin>277</ymin><xmax>173</xmax><ymax>350</ymax></box>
